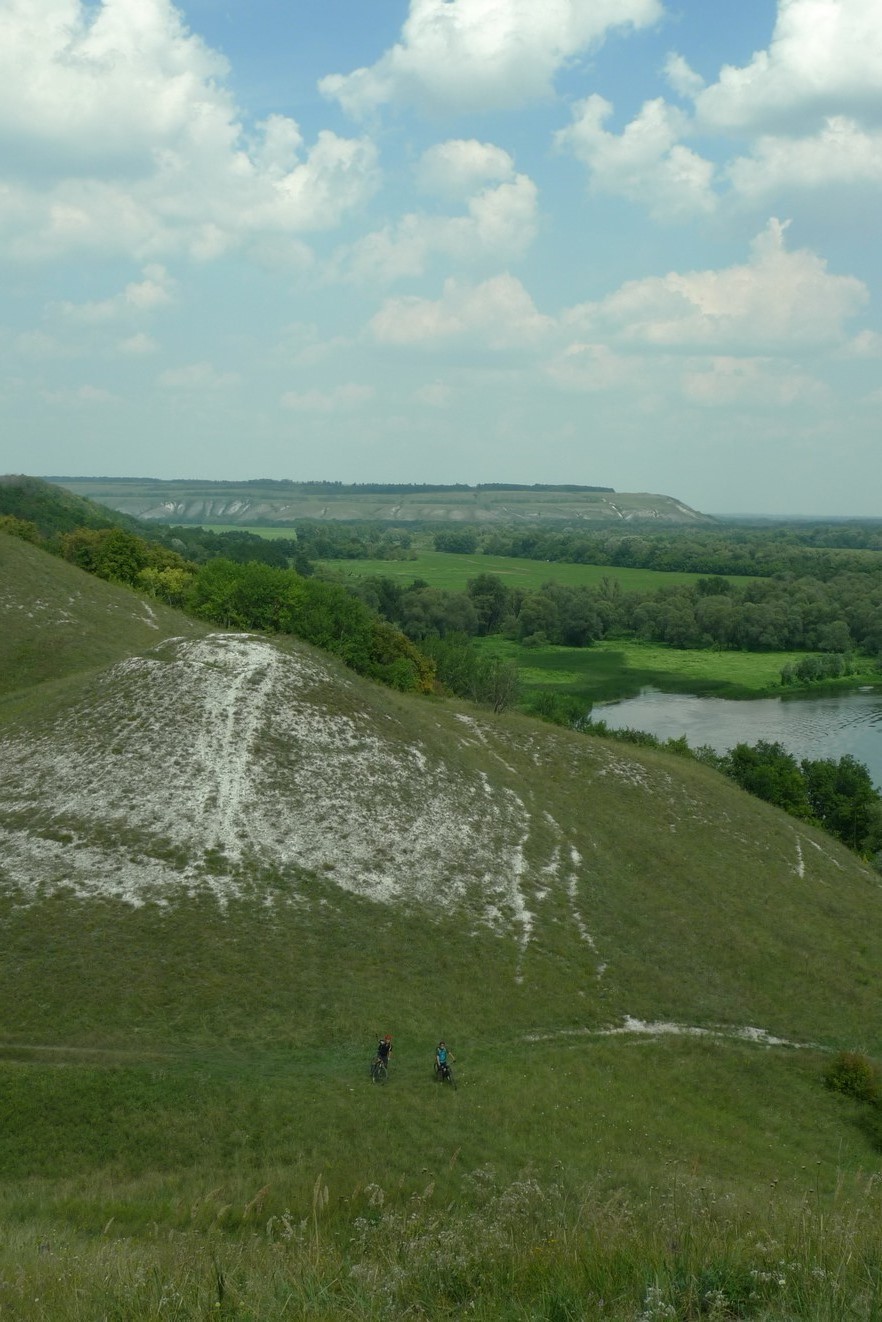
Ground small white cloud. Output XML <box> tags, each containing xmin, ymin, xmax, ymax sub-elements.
<box><xmin>727</xmin><ymin>116</ymin><xmax>882</xmax><ymax>199</ymax></box>
<box><xmin>663</xmin><ymin>52</ymin><xmax>705</xmax><ymax>99</ymax></box>
<box><xmin>680</xmin><ymin>356</ymin><xmax>827</xmax><ymax>408</ymax></box>
<box><xmin>280</xmin><ymin>383</ymin><xmax>375</xmax><ymax>412</ymax></box>
<box><xmin>416</xmin><ymin>140</ymin><xmax>515</xmax><ymax>200</ymax></box>
<box><xmin>841</xmin><ymin>329</ymin><xmax>882</xmax><ymax>358</ymax></box>
<box><xmin>57</xmin><ymin>265</ymin><xmax>175</xmax><ymax>322</ymax></box>
<box><xmin>118</xmin><ymin>332</ymin><xmax>159</xmax><ymax>355</ymax></box>
<box><xmin>556</xmin><ymin>95</ymin><xmax>717</xmax><ymax>219</ymax></box>
<box><xmin>545</xmin><ymin>342</ymin><xmax>629</xmax><ymax>392</ymax></box>
<box><xmin>369</xmin><ymin>273</ymin><xmax>552</xmax><ymax>349</ymax></box>
<box><xmin>320</xmin><ymin>0</ymin><xmax>664</xmax><ymax>116</ymax></box>
<box><xmin>158</xmin><ymin>361</ymin><xmax>238</xmax><ymax>389</ymax></box>
<box><xmin>338</xmin><ymin>173</ymin><xmax>538</xmax><ymax>283</ymax></box>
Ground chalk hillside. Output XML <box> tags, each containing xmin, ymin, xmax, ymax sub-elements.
<box><xmin>1</xmin><ymin>533</ymin><xmax>880</xmax><ymax>1058</ymax></box>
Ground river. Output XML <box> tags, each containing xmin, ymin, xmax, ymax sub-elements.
<box><xmin>594</xmin><ymin>688</ymin><xmax>882</xmax><ymax>789</ymax></box>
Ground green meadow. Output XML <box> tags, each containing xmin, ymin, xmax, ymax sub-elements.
<box><xmin>478</xmin><ymin>637</ymin><xmax>830</xmax><ymax>704</ymax></box>
<box><xmin>317</xmin><ymin>549</ymin><xmax>737</xmax><ymax>594</ymax></box>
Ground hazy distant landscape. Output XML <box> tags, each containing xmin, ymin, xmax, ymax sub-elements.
<box><xmin>51</xmin><ymin>477</ymin><xmax>713</xmax><ymax>527</ymax></box>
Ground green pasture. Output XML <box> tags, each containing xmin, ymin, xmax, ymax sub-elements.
<box><xmin>1</xmin><ymin>881</ymin><xmax>881</xmax><ymax>1318</ymax></box>
<box><xmin>317</xmin><ymin>550</ymin><xmax>737</xmax><ymax>593</ymax></box>
<box><xmin>477</xmin><ymin>637</ymin><xmax>881</xmax><ymax>704</ymax></box>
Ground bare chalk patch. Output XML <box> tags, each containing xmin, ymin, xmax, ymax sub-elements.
<box><xmin>526</xmin><ymin>1018</ymin><xmax>811</xmax><ymax>1050</ymax></box>
<box><xmin>0</xmin><ymin>634</ymin><xmax>555</xmax><ymax>936</ymax></box>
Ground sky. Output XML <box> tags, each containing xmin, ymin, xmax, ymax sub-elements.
<box><xmin>1</xmin><ymin>0</ymin><xmax>880</xmax><ymax>516</ymax></box>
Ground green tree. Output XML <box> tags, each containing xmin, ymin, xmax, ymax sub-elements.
<box><xmin>467</xmin><ymin>574</ymin><xmax>511</xmax><ymax>635</ymax></box>
<box><xmin>724</xmin><ymin>741</ymin><xmax>812</xmax><ymax>818</ymax></box>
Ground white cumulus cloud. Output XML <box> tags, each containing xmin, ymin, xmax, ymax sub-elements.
<box><xmin>320</xmin><ymin>0</ymin><xmax>663</xmax><ymax>116</ymax></box>
<box><xmin>693</xmin><ymin>0</ymin><xmax>882</xmax><ymax>134</ymax></box>
<box><xmin>564</xmin><ymin>219</ymin><xmax>867</xmax><ymax>351</ymax></box>
<box><xmin>0</xmin><ymin>0</ymin><xmax>379</xmax><ymax>261</ymax></box>
<box><xmin>556</xmin><ymin>95</ymin><xmax>717</xmax><ymax>219</ymax></box>
<box><xmin>416</xmin><ymin>140</ymin><xmax>516</xmax><ymax>199</ymax></box>
<box><xmin>337</xmin><ymin>173</ymin><xmax>538</xmax><ymax>283</ymax></box>
<box><xmin>726</xmin><ymin>116</ymin><xmax>882</xmax><ymax>198</ymax></box>
<box><xmin>56</xmin><ymin>266</ymin><xmax>176</xmax><ymax>322</ymax></box>
<box><xmin>369</xmin><ymin>273</ymin><xmax>553</xmax><ymax>349</ymax></box>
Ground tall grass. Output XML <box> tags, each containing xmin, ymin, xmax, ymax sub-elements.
<box><xmin>1</xmin><ymin>1164</ymin><xmax>880</xmax><ymax>1318</ymax></box>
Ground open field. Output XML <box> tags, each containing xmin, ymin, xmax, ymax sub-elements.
<box><xmin>318</xmin><ymin>550</ymin><xmax>737</xmax><ymax>593</ymax></box>
<box><xmin>478</xmin><ymin>637</ymin><xmax>882</xmax><ymax>703</ymax></box>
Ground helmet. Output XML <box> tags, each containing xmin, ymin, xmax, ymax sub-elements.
<box><xmin>384</xmin><ymin>1034</ymin><xmax>392</xmax><ymax>1042</ymax></box>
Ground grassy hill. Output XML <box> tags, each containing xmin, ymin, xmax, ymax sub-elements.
<box><xmin>0</xmin><ymin>532</ymin><xmax>206</xmax><ymax>701</ymax></box>
<box><xmin>0</xmin><ymin>473</ymin><xmax>136</xmax><ymax>537</ymax></box>
<box><xmin>1</xmin><ymin>536</ymin><xmax>881</xmax><ymax>1318</ymax></box>
<box><xmin>50</xmin><ymin>475</ymin><xmax>714</xmax><ymax>526</ymax></box>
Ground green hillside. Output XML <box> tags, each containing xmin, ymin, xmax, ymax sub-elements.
<box><xmin>1</xmin><ymin>536</ymin><xmax>881</xmax><ymax>1318</ymax></box>
<box><xmin>0</xmin><ymin>473</ymin><xmax>135</xmax><ymax>537</ymax></box>
<box><xmin>0</xmin><ymin>532</ymin><xmax>206</xmax><ymax>701</ymax></box>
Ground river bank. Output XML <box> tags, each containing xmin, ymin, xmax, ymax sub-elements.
<box><xmin>479</xmin><ymin>636</ymin><xmax>882</xmax><ymax>706</ymax></box>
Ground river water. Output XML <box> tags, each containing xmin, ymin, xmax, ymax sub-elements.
<box><xmin>594</xmin><ymin>689</ymin><xmax>882</xmax><ymax>789</ymax></box>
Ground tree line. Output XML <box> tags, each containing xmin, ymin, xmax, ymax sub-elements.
<box><xmin>436</xmin><ymin>523</ymin><xmax>882</xmax><ymax>579</ymax></box>
<box><xmin>346</xmin><ymin>569</ymin><xmax>882</xmax><ymax>664</ymax></box>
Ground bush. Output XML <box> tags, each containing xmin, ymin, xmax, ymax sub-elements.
<box><xmin>823</xmin><ymin>1051</ymin><xmax>881</xmax><ymax>1104</ymax></box>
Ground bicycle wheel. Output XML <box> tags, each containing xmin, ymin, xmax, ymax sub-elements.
<box><xmin>371</xmin><ymin>1058</ymin><xmax>387</xmax><ymax>1084</ymax></box>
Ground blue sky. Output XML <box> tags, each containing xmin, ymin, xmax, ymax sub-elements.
<box><xmin>2</xmin><ymin>0</ymin><xmax>880</xmax><ymax>515</ymax></box>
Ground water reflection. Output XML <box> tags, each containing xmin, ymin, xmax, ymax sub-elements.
<box><xmin>595</xmin><ymin>689</ymin><xmax>882</xmax><ymax>789</ymax></box>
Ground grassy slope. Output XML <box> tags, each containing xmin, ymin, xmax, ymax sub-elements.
<box><xmin>0</xmin><ymin>533</ymin><xmax>206</xmax><ymax>701</ymax></box>
<box><xmin>2</xmin><ymin>542</ymin><xmax>882</xmax><ymax>1317</ymax></box>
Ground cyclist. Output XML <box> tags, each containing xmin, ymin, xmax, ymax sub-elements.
<box><xmin>434</xmin><ymin>1040</ymin><xmax>451</xmax><ymax>1078</ymax></box>
<box><xmin>376</xmin><ymin>1034</ymin><xmax>393</xmax><ymax>1069</ymax></box>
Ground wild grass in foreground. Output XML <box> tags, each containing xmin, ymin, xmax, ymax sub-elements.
<box><xmin>1</xmin><ymin>1167</ymin><xmax>881</xmax><ymax>1319</ymax></box>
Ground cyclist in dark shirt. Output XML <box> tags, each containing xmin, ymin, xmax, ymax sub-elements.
<box><xmin>376</xmin><ymin>1034</ymin><xmax>392</xmax><ymax>1066</ymax></box>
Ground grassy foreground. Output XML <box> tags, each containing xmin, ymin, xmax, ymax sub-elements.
<box><xmin>1</xmin><ymin>1031</ymin><xmax>881</xmax><ymax>1319</ymax></box>
<box><xmin>1</xmin><ymin>880</ymin><xmax>881</xmax><ymax>1319</ymax></box>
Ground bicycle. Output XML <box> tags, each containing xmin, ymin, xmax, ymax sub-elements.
<box><xmin>435</xmin><ymin>1060</ymin><xmax>456</xmax><ymax>1090</ymax></box>
<box><xmin>370</xmin><ymin>1055</ymin><xmax>389</xmax><ymax>1084</ymax></box>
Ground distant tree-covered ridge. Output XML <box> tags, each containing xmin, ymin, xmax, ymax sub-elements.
<box><xmin>49</xmin><ymin>476</ymin><xmax>615</xmax><ymax>495</ymax></box>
